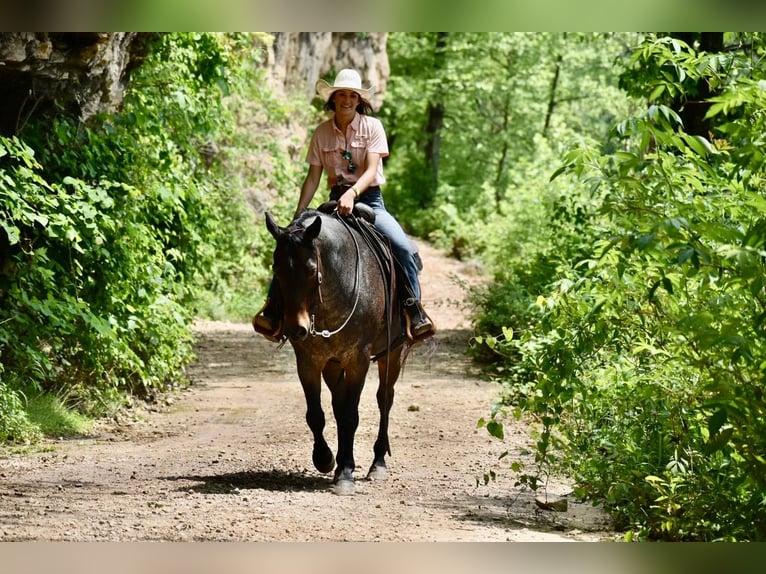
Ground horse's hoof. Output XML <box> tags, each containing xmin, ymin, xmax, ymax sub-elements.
<box><xmin>367</xmin><ymin>463</ymin><xmax>388</xmax><ymax>481</ymax></box>
<box><xmin>313</xmin><ymin>446</ymin><xmax>334</xmax><ymax>474</ymax></box>
<box><xmin>333</xmin><ymin>479</ymin><xmax>355</xmax><ymax>496</ymax></box>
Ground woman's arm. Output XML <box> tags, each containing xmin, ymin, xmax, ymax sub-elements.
<box><xmin>295</xmin><ymin>163</ymin><xmax>324</xmax><ymax>219</ymax></box>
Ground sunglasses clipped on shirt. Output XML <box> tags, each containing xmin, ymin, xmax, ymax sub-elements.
<box><xmin>341</xmin><ymin>150</ymin><xmax>356</xmax><ymax>173</ymax></box>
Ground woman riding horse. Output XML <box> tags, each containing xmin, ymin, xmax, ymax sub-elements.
<box><xmin>263</xmin><ymin>205</ymin><xmax>414</xmax><ymax>494</ymax></box>
<box><xmin>253</xmin><ymin>68</ymin><xmax>436</xmax><ymax>344</ymax></box>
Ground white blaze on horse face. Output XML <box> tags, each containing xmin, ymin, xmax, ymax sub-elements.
<box><xmin>279</xmin><ymin>252</ymin><xmax>318</xmax><ymax>341</ymax></box>
<box><xmin>282</xmin><ymin>298</ymin><xmax>312</xmax><ymax>340</ymax></box>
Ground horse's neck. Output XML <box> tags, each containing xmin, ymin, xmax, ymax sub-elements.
<box><xmin>318</xmin><ymin>218</ymin><xmax>360</xmax><ymax>293</ymax></box>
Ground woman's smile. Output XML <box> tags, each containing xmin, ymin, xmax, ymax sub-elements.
<box><xmin>334</xmin><ymin>89</ymin><xmax>360</xmax><ymax>113</ymax></box>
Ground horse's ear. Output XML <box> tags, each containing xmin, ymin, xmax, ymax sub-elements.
<box><xmin>265</xmin><ymin>212</ymin><xmax>280</xmax><ymax>239</ymax></box>
<box><xmin>304</xmin><ymin>215</ymin><xmax>322</xmax><ymax>242</ymax></box>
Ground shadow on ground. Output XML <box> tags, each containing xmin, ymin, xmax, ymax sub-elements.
<box><xmin>164</xmin><ymin>469</ymin><xmax>331</xmax><ymax>494</ymax></box>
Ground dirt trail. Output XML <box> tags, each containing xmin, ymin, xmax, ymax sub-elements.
<box><xmin>0</xmin><ymin>240</ymin><xmax>616</xmax><ymax>541</ymax></box>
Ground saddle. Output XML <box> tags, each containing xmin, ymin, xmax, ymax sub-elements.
<box><xmin>316</xmin><ymin>198</ymin><xmax>415</xmax><ymax>357</ymax></box>
<box><xmin>317</xmin><ymin>200</ymin><xmax>376</xmax><ymax>224</ymax></box>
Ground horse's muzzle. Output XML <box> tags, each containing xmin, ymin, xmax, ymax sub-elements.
<box><xmin>290</xmin><ymin>325</ymin><xmax>309</xmax><ymax>341</ymax></box>
<box><xmin>284</xmin><ymin>312</ymin><xmax>311</xmax><ymax>342</ymax></box>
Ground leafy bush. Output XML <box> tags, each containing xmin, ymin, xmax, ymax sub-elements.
<box><xmin>0</xmin><ymin>135</ymin><xmax>194</xmax><ymax>402</ymax></box>
<box><xmin>477</xmin><ymin>35</ymin><xmax>766</xmax><ymax>540</ymax></box>
<box><xmin>0</xmin><ymin>376</ymin><xmax>40</xmax><ymax>443</ymax></box>
<box><xmin>1</xmin><ymin>33</ymin><xmax>292</xmax><ymax>441</ymax></box>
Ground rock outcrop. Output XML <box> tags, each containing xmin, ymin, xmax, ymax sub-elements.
<box><xmin>267</xmin><ymin>32</ymin><xmax>389</xmax><ymax>109</ymax></box>
<box><xmin>0</xmin><ymin>32</ymin><xmax>155</xmax><ymax>136</ymax></box>
<box><xmin>0</xmin><ymin>32</ymin><xmax>389</xmax><ymax>135</ymax></box>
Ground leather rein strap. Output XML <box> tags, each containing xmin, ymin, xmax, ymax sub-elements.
<box><xmin>336</xmin><ymin>213</ymin><xmax>396</xmax><ymax>349</ymax></box>
<box><xmin>308</xmin><ymin>215</ymin><xmax>362</xmax><ymax>339</ymax></box>
<box><xmin>311</xmin><ymin>209</ymin><xmax>397</xmax><ymax>357</ymax></box>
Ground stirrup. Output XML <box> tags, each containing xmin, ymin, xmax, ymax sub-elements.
<box><xmin>404</xmin><ymin>299</ymin><xmax>436</xmax><ymax>342</ymax></box>
<box><xmin>252</xmin><ymin>298</ymin><xmax>283</xmax><ymax>343</ymax></box>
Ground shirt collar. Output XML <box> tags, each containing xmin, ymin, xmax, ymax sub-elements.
<box><xmin>333</xmin><ymin>111</ymin><xmax>360</xmax><ymax>134</ymax></box>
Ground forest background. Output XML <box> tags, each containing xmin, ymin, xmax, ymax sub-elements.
<box><xmin>2</xmin><ymin>32</ymin><xmax>766</xmax><ymax>541</ymax></box>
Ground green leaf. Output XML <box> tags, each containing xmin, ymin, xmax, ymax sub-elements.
<box><xmin>704</xmin><ymin>101</ymin><xmax>725</xmax><ymax>119</ymax></box>
<box><xmin>486</xmin><ymin>420</ymin><xmax>504</xmax><ymax>440</ymax></box>
<box><xmin>549</xmin><ymin>163</ymin><xmax>570</xmax><ymax>182</ymax></box>
<box><xmin>704</xmin><ymin>427</ymin><xmax>734</xmax><ymax>455</ymax></box>
<box><xmin>681</xmin><ymin>133</ymin><xmax>715</xmax><ymax>156</ymax></box>
<box><xmin>649</xmin><ymin>84</ymin><xmax>665</xmax><ymax>101</ymax></box>
<box><xmin>1</xmin><ymin>221</ymin><xmax>20</xmax><ymax>245</ymax></box>
<box><xmin>678</xmin><ymin>246</ymin><xmax>696</xmax><ymax>265</ymax></box>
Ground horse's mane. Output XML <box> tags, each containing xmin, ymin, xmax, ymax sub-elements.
<box><xmin>289</xmin><ymin>209</ymin><xmax>353</xmax><ymax>247</ymax></box>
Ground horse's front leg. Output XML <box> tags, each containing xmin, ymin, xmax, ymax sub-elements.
<box><xmin>369</xmin><ymin>345</ymin><xmax>404</xmax><ymax>481</ymax></box>
<box><xmin>325</xmin><ymin>358</ymin><xmax>368</xmax><ymax>495</ymax></box>
<box><xmin>297</xmin><ymin>361</ymin><xmax>334</xmax><ymax>474</ymax></box>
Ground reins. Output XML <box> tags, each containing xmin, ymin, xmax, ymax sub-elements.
<box><xmin>308</xmin><ymin>214</ymin><xmax>363</xmax><ymax>338</ymax></box>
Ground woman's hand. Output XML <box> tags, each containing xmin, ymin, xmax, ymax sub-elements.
<box><xmin>338</xmin><ymin>188</ymin><xmax>356</xmax><ymax>216</ymax></box>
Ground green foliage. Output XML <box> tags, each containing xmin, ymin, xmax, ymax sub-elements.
<box><xmin>474</xmin><ymin>33</ymin><xmax>766</xmax><ymax>540</ymax></box>
<box><xmin>0</xmin><ymin>133</ymin><xmax>193</xmax><ymax>401</ymax></box>
<box><xmin>384</xmin><ymin>33</ymin><xmax>631</xmax><ymax>251</ymax></box>
<box><xmin>1</xmin><ymin>33</ymin><xmax>291</xmax><ymax>442</ymax></box>
<box><xmin>0</xmin><ymin>376</ymin><xmax>41</xmax><ymax>444</ymax></box>
<box><xmin>25</xmin><ymin>391</ymin><xmax>93</xmax><ymax>437</ymax></box>
<box><xmin>194</xmin><ymin>35</ymin><xmax>307</xmax><ymax>320</ymax></box>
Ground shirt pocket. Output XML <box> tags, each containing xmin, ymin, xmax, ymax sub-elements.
<box><xmin>349</xmin><ymin>135</ymin><xmax>368</xmax><ymax>152</ymax></box>
<box><xmin>320</xmin><ymin>145</ymin><xmax>341</xmax><ymax>171</ymax></box>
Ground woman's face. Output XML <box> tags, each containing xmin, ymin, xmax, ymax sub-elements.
<box><xmin>332</xmin><ymin>90</ymin><xmax>360</xmax><ymax>115</ymax></box>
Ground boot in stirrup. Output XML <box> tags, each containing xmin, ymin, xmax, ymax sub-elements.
<box><xmin>252</xmin><ymin>297</ymin><xmax>283</xmax><ymax>343</ymax></box>
<box><xmin>404</xmin><ymin>298</ymin><xmax>436</xmax><ymax>342</ymax></box>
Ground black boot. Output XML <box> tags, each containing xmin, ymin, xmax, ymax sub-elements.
<box><xmin>404</xmin><ymin>298</ymin><xmax>436</xmax><ymax>341</ymax></box>
<box><xmin>252</xmin><ymin>297</ymin><xmax>283</xmax><ymax>342</ymax></box>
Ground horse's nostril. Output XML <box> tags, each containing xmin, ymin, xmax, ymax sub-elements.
<box><xmin>296</xmin><ymin>326</ymin><xmax>308</xmax><ymax>340</ymax></box>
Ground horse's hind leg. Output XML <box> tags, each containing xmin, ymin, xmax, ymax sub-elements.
<box><xmin>298</xmin><ymin>363</ymin><xmax>334</xmax><ymax>474</ymax></box>
<box><xmin>368</xmin><ymin>345</ymin><xmax>404</xmax><ymax>481</ymax></box>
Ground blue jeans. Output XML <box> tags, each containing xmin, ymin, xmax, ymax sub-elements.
<box><xmin>357</xmin><ymin>188</ymin><xmax>421</xmax><ymax>301</ymax></box>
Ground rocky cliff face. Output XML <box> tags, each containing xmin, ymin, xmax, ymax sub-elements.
<box><xmin>0</xmin><ymin>32</ymin><xmax>154</xmax><ymax>136</ymax></box>
<box><xmin>267</xmin><ymin>32</ymin><xmax>389</xmax><ymax>109</ymax></box>
<box><xmin>0</xmin><ymin>32</ymin><xmax>389</xmax><ymax>137</ymax></box>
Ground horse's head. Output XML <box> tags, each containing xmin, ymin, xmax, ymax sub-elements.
<box><xmin>266</xmin><ymin>212</ymin><xmax>322</xmax><ymax>341</ymax></box>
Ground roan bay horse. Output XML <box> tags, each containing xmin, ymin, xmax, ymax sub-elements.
<box><xmin>263</xmin><ymin>206</ymin><xmax>413</xmax><ymax>495</ymax></box>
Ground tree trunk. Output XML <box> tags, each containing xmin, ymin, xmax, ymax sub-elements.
<box><xmin>493</xmin><ymin>90</ymin><xmax>512</xmax><ymax>205</ymax></box>
<box><xmin>670</xmin><ymin>32</ymin><xmax>724</xmax><ymax>137</ymax></box>
<box><xmin>543</xmin><ymin>52</ymin><xmax>562</xmax><ymax>136</ymax></box>
<box><xmin>421</xmin><ymin>32</ymin><xmax>448</xmax><ymax>208</ymax></box>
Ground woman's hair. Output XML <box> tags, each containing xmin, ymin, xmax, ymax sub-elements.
<box><xmin>323</xmin><ymin>93</ymin><xmax>374</xmax><ymax>115</ymax></box>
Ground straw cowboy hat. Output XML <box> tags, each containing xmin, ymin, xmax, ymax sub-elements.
<box><xmin>316</xmin><ymin>69</ymin><xmax>376</xmax><ymax>102</ymax></box>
